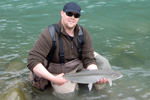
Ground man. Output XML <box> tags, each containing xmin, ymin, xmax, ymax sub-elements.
<box><xmin>27</xmin><ymin>2</ymin><xmax>109</xmax><ymax>95</ymax></box>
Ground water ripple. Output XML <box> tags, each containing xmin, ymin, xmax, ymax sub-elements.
<box><xmin>0</xmin><ymin>54</ymin><xmax>20</xmax><ymax>61</ymax></box>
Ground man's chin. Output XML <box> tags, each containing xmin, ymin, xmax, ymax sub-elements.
<box><xmin>67</xmin><ymin>25</ymin><xmax>75</xmax><ymax>29</ymax></box>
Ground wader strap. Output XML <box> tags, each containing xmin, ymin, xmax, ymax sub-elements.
<box><xmin>53</xmin><ymin>24</ymin><xmax>65</xmax><ymax>64</ymax></box>
<box><xmin>78</xmin><ymin>25</ymin><xmax>84</xmax><ymax>60</ymax></box>
<box><xmin>46</xmin><ymin>25</ymin><xmax>57</xmax><ymax>69</ymax></box>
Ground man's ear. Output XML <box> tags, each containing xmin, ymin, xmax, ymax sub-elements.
<box><xmin>61</xmin><ymin>10</ymin><xmax>64</xmax><ymax>17</ymax></box>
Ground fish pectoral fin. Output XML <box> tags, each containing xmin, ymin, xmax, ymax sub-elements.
<box><xmin>107</xmin><ymin>74</ymin><xmax>115</xmax><ymax>87</ymax></box>
<box><xmin>88</xmin><ymin>83</ymin><xmax>93</xmax><ymax>91</ymax></box>
<box><xmin>107</xmin><ymin>79</ymin><xmax>112</xmax><ymax>87</ymax></box>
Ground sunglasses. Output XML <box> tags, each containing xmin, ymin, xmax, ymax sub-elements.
<box><xmin>66</xmin><ymin>12</ymin><xmax>80</xmax><ymax>18</ymax></box>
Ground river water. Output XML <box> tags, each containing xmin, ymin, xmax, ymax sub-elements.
<box><xmin>0</xmin><ymin>0</ymin><xmax>150</xmax><ymax>100</ymax></box>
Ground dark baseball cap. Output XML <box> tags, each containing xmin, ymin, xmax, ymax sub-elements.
<box><xmin>63</xmin><ymin>2</ymin><xmax>81</xmax><ymax>15</ymax></box>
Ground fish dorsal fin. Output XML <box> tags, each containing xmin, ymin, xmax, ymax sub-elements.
<box><xmin>81</xmin><ymin>68</ymin><xmax>91</xmax><ymax>71</ymax></box>
<box><xmin>88</xmin><ymin>83</ymin><xmax>93</xmax><ymax>91</ymax></box>
<box><xmin>81</xmin><ymin>69</ymin><xmax>97</xmax><ymax>72</ymax></box>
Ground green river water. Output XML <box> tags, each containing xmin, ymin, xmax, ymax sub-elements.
<box><xmin>0</xmin><ymin>0</ymin><xmax>150</xmax><ymax>100</ymax></box>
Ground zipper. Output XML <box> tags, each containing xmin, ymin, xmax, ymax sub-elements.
<box><xmin>71</xmin><ymin>41</ymin><xmax>73</xmax><ymax>49</ymax></box>
<box><xmin>71</xmin><ymin>41</ymin><xmax>74</xmax><ymax>59</ymax></box>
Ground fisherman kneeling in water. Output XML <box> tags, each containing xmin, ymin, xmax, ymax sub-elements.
<box><xmin>27</xmin><ymin>2</ymin><xmax>111</xmax><ymax>98</ymax></box>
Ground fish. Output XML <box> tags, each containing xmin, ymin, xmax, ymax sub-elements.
<box><xmin>63</xmin><ymin>69</ymin><xmax>123</xmax><ymax>91</ymax></box>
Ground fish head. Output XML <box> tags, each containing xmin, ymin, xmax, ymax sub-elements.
<box><xmin>111</xmin><ymin>71</ymin><xmax>123</xmax><ymax>80</ymax></box>
<box><xmin>107</xmin><ymin>70</ymin><xmax>123</xmax><ymax>87</ymax></box>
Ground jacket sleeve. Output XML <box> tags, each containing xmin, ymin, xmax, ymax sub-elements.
<box><xmin>81</xmin><ymin>27</ymin><xmax>97</xmax><ymax>68</ymax></box>
<box><xmin>27</xmin><ymin>27</ymin><xmax>52</xmax><ymax>71</ymax></box>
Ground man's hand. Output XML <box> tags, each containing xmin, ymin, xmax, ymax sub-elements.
<box><xmin>97</xmin><ymin>78</ymin><xmax>109</xmax><ymax>84</ymax></box>
<box><xmin>52</xmin><ymin>73</ymin><xmax>68</xmax><ymax>86</ymax></box>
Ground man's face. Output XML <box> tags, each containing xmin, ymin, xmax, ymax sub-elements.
<box><xmin>61</xmin><ymin>11</ymin><xmax>80</xmax><ymax>29</ymax></box>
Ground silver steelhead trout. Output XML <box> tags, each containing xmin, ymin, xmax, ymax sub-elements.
<box><xmin>63</xmin><ymin>69</ymin><xmax>123</xmax><ymax>91</ymax></box>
